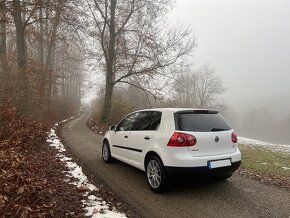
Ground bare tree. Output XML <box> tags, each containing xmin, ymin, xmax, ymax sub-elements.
<box><xmin>10</xmin><ymin>0</ymin><xmax>43</xmax><ymax>112</ymax></box>
<box><xmin>86</xmin><ymin>0</ymin><xmax>195</xmax><ymax>123</ymax></box>
<box><xmin>44</xmin><ymin>0</ymin><xmax>66</xmax><ymax>113</ymax></box>
<box><xmin>174</xmin><ymin>64</ymin><xmax>226</xmax><ymax>109</ymax></box>
<box><xmin>0</xmin><ymin>1</ymin><xmax>7</xmax><ymax>67</ymax></box>
<box><xmin>0</xmin><ymin>1</ymin><xmax>8</xmax><ymax>102</ymax></box>
<box><xmin>10</xmin><ymin>0</ymin><xmax>28</xmax><ymax>111</ymax></box>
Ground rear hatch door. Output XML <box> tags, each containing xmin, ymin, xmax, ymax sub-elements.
<box><xmin>174</xmin><ymin>110</ymin><xmax>236</xmax><ymax>157</ymax></box>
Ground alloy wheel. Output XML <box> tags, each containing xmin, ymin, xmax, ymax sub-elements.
<box><xmin>147</xmin><ymin>159</ymin><xmax>162</xmax><ymax>188</ymax></box>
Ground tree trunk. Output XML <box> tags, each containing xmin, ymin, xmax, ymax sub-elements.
<box><xmin>45</xmin><ymin>0</ymin><xmax>62</xmax><ymax>114</ymax></box>
<box><xmin>12</xmin><ymin>0</ymin><xmax>28</xmax><ymax>113</ymax></box>
<box><xmin>0</xmin><ymin>3</ymin><xmax>8</xmax><ymax>102</ymax></box>
<box><xmin>38</xmin><ymin>2</ymin><xmax>46</xmax><ymax>112</ymax></box>
<box><xmin>38</xmin><ymin>4</ymin><xmax>44</xmax><ymax>67</ymax></box>
<box><xmin>0</xmin><ymin>4</ymin><xmax>7</xmax><ymax>70</ymax></box>
<box><xmin>101</xmin><ymin>0</ymin><xmax>117</xmax><ymax>124</ymax></box>
<box><xmin>102</xmin><ymin>83</ymin><xmax>114</xmax><ymax>123</ymax></box>
<box><xmin>61</xmin><ymin>52</ymin><xmax>66</xmax><ymax>102</ymax></box>
<box><xmin>46</xmin><ymin>45</ymin><xmax>55</xmax><ymax>114</ymax></box>
<box><xmin>40</xmin><ymin>3</ymin><xmax>50</xmax><ymax>103</ymax></box>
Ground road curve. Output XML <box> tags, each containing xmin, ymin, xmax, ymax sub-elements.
<box><xmin>61</xmin><ymin>109</ymin><xmax>290</xmax><ymax>218</ymax></box>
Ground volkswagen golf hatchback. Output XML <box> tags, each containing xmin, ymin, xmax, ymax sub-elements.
<box><xmin>102</xmin><ymin>108</ymin><xmax>241</xmax><ymax>192</ymax></box>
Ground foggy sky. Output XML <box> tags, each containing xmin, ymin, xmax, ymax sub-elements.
<box><xmin>169</xmin><ymin>0</ymin><xmax>290</xmax><ymax>117</ymax></box>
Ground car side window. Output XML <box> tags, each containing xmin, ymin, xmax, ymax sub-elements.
<box><xmin>131</xmin><ymin>112</ymin><xmax>147</xmax><ymax>131</ymax></box>
<box><xmin>116</xmin><ymin>112</ymin><xmax>139</xmax><ymax>131</ymax></box>
<box><xmin>148</xmin><ymin>112</ymin><xmax>162</xmax><ymax>130</ymax></box>
<box><xmin>132</xmin><ymin>111</ymin><xmax>161</xmax><ymax>131</ymax></box>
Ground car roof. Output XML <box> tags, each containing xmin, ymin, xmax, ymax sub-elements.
<box><xmin>134</xmin><ymin>108</ymin><xmax>219</xmax><ymax>113</ymax></box>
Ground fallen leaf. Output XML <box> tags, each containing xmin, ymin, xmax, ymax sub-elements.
<box><xmin>17</xmin><ymin>186</ymin><xmax>25</xmax><ymax>194</ymax></box>
<box><xmin>43</xmin><ymin>203</ymin><xmax>54</xmax><ymax>208</ymax></box>
<box><xmin>93</xmin><ymin>208</ymin><xmax>98</xmax><ymax>214</ymax></box>
<box><xmin>77</xmin><ymin>185</ymin><xmax>90</xmax><ymax>192</ymax></box>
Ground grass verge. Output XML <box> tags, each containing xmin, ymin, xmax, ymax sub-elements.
<box><xmin>239</xmin><ymin>144</ymin><xmax>290</xmax><ymax>177</ymax></box>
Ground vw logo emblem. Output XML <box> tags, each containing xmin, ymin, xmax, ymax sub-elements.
<box><xmin>214</xmin><ymin>136</ymin><xmax>219</xmax><ymax>142</ymax></box>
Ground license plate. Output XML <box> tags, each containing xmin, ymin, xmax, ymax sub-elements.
<box><xmin>208</xmin><ymin>159</ymin><xmax>231</xmax><ymax>169</ymax></box>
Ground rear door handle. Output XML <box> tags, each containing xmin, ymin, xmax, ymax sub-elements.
<box><xmin>144</xmin><ymin>136</ymin><xmax>150</xmax><ymax>140</ymax></box>
<box><xmin>124</xmin><ymin>135</ymin><xmax>129</xmax><ymax>138</ymax></box>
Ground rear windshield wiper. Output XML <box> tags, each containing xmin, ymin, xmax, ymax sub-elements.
<box><xmin>211</xmin><ymin>128</ymin><xmax>230</xmax><ymax>132</ymax></box>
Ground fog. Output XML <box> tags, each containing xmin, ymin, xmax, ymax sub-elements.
<box><xmin>168</xmin><ymin>0</ymin><xmax>290</xmax><ymax>143</ymax></box>
<box><xmin>82</xmin><ymin>0</ymin><xmax>290</xmax><ymax>144</ymax></box>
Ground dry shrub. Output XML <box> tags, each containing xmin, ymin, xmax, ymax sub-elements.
<box><xmin>88</xmin><ymin>93</ymin><xmax>134</xmax><ymax>134</ymax></box>
<box><xmin>109</xmin><ymin>94</ymin><xmax>134</xmax><ymax>125</ymax></box>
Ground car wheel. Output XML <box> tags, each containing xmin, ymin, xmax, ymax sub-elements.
<box><xmin>146</xmin><ymin>155</ymin><xmax>170</xmax><ymax>193</ymax></box>
<box><xmin>102</xmin><ymin>141</ymin><xmax>114</xmax><ymax>163</ymax></box>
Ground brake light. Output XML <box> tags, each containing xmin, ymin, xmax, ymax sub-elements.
<box><xmin>167</xmin><ymin>132</ymin><xmax>197</xmax><ymax>147</ymax></box>
<box><xmin>231</xmin><ymin>132</ymin><xmax>238</xmax><ymax>143</ymax></box>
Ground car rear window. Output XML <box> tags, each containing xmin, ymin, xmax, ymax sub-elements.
<box><xmin>175</xmin><ymin>111</ymin><xmax>231</xmax><ymax>132</ymax></box>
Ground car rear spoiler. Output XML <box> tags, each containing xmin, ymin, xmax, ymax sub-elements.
<box><xmin>174</xmin><ymin>110</ymin><xmax>219</xmax><ymax>114</ymax></box>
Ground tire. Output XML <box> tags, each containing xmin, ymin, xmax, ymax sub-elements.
<box><xmin>145</xmin><ymin>155</ymin><xmax>170</xmax><ymax>193</ymax></box>
<box><xmin>102</xmin><ymin>141</ymin><xmax>114</xmax><ymax>163</ymax></box>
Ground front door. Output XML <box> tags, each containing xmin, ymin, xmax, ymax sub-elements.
<box><xmin>111</xmin><ymin>112</ymin><xmax>139</xmax><ymax>161</ymax></box>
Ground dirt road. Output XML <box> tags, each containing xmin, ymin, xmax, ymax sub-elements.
<box><xmin>61</xmin><ymin>110</ymin><xmax>290</xmax><ymax>218</ymax></box>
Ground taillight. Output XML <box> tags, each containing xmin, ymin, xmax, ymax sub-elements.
<box><xmin>167</xmin><ymin>132</ymin><xmax>197</xmax><ymax>147</ymax></box>
<box><xmin>231</xmin><ymin>132</ymin><xmax>238</xmax><ymax>143</ymax></box>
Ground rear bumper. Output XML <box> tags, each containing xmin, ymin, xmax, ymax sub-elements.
<box><xmin>161</xmin><ymin>148</ymin><xmax>241</xmax><ymax>167</ymax></box>
<box><xmin>165</xmin><ymin>161</ymin><xmax>241</xmax><ymax>178</ymax></box>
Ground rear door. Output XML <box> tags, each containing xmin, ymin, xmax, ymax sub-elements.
<box><xmin>127</xmin><ymin>111</ymin><xmax>162</xmax><ymax>168</ymax></box>
<box><xmin>174</xmin><ymin>110</ymin><xmax>236</xmax><ymax>157</ymax></box>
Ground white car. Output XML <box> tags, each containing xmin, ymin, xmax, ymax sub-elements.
<box><xmin>102</xmin><ymin>108</ymin><xmax>241</xmax><ymax>192</ymax></box>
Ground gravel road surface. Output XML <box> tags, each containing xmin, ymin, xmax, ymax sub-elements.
<box><xmin>61</xmin><ymin>110</ymin><xmax>290</xmax><ymax>218</ymax></box>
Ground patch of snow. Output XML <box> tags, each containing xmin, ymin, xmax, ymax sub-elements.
<box><xmin>47</xmin><ymin>130</ymin><xmax>66</xmax><ymax>152</ymax></box>
<box><xmin>60</xmin><ymin>156</ymin><xmax>72</xmax><ymax>162</ymax></box>
<box><xmin>238</xmin><ymin>137</ymin><xmax>290</xmax><ymax>154</ymax></box>
<box><xmin>83</xmin><ymin>195</ymin><xmax>126</xmax><ymax>218</ymax></box>
<box><xmin>46</xmin><ymin>114</ymin><xmax>126</xmax><ymax>218</ymax></box>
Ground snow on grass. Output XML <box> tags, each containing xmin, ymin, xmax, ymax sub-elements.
<box><xmin>238</xmin><ymin>137</ymin><xmax>290</xmax><ymax>154</ymax></box>
<box><xmin>46</xmin><ymin>114</ymin><xmax>127</xmax><ymax>218</ymax></box>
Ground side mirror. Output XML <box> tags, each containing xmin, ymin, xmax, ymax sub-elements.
<box><xmin>109</xmin><ymin>125</ymin><xmax>116</xmax><ymax>131</ymax></box>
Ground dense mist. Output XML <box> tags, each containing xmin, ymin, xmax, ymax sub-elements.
<box><xmin>168</xmin><ymin>0</ymin><xmax>290</xmax><ymax>144</ymax></box>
